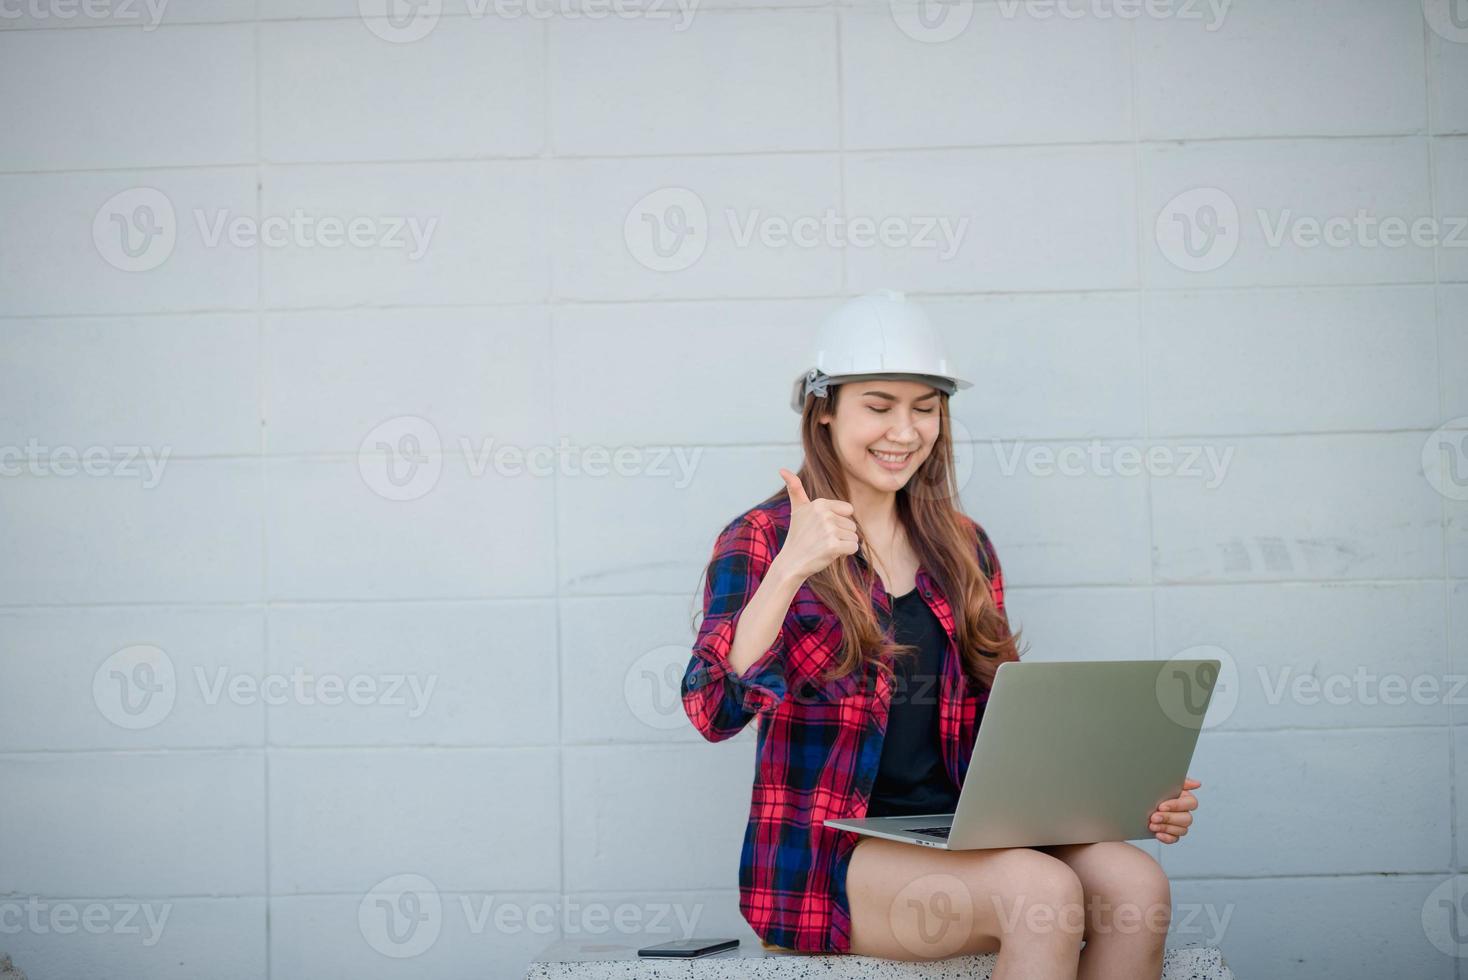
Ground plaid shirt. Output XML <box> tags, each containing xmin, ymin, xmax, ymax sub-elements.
<box><xmin>681</xmin><ymin>493</ymin><xmax>1010</xmax><ymax>954</ymax></box>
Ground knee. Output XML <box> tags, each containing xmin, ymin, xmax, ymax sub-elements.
<box><xmin>1141</xmin><ymin>856</ymin><xmax>1172</xmax><ymax>914</ymax></box>
<box><xmin>1132</xmin><ymin>854</ymin><xmax>1173</xmax><ymax>939</ymax></box>
<box><xmin>1088</xmin><ymin>845</ymin><xmax>1172</xmax><ymax>944</ymax></box>
<box><xmin>1124</xmin><ymin>847</ymin><xmax>1172</xmax><ymax>917</ymax></box>
<box><xmin>985</xmin><ymin>850</ymin><xmax>1087</xmax><ymax>942</ymax></box>
<box><xmin>1028</xmin><ymin>861</ymin><xmax>1088</xmax><ymax>937</ymax></box>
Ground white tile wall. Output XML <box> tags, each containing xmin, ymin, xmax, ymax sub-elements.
<box><xmin>264</xmin><ymin>306</ymin><xmax>554</xmax><ymax>454</ymax></box>
<box><xmin>259</xmin><ymin>17</ymin><xmax>545</xmax><ymax>163</ymax></box>
<box><xmin>841</xmin><ymin>4</ymin><xmax>1133</xmax><ymax>148</ymax></box>
<box><xmin>549</xmin><ymin>11</ymin><xmax>839</xmax><ymax>155</ymax></box>
<box><xmin>0</xmin><ymin>752</ymin><xmax>268</xmax><ymax>895</ymax></box>
<box><xmin>925</xmin><ymin>292</ymin><xmax>1145</xmax><ymax>439</ymax></box>
<box><xmin>1161</xmin><ymin>728</ymin><xmax>1453</xmax><ymax>878</ymax></box>
<box><xmin>551</xmin><ymin>153</ymin><xmax>844</xmax><ymax>300</ymax></box>
<box><xmin>1171</xmin><ymin>876</ymin><xmax>1457</xmax><ymax>980</ymax></box>
<box><xmin>269</xmin><ymin>891</ymin><xmax>562</xmax><ymax>980</ymax></box>
<box><xmin>1</xmin><ymin>2</ymin><xmax>1462</xmax><ymax>977</ymax></box>
<box><xmin>0</xmin><ymin>25</ymin><xmax>257</xmax><ymax>170</ymax></box>
<box><xmin>1149</xmin><ymin>432</ymin><xmax>1444</xmax><ymax>583</ymax></box>
<box><xmin>1139</xmin><ymin>138</ymin><xmax>1437</xmax><ymax>289</ymax></box>
<box><xmin>1431</xmin><ymin>28</ymin><xmax>1468</xmax><ymax>135</ymax></box>
<box><xmin>1142</xmin><ymin>286</ymin><xmax>1441</xmax><ymax>435</ymax></box>
<box><xmin>0</xmin><ymin>314</ymin><xmax>260</xmax><ymax>454</ymax></box>
<box><xmin>259</xmin><ymin>161</ymin><xmax>550</xmax><ymax>308</ymax></box>
<box><xmin>0</xmin><ymin>169</ymin><xmax>259</xmax><ymax>315</ymax></box>
<box><xmin>1134</xmin><ymin>0</ymin><xmax>1426</xmax><ymax>140</ymax></box>
<box><xmin>1</xmin><ymin>898</ymin><xmax>267</xmax><ymax>980</ymax></box>
<box><xmin>0</xmin><ymin>606</ymin><xmax>267</xmax><ymax>751</ymax></box>
<box><xmin>551</xmin><ymin>298</ymin><xmax>827</xmax><ymax>445</ymax></box>
<box><xmin>267</xmin><ymin>748</ymin><xmax>561</xmax><ymax>894</ymax></box>
<box><xmin>844</xmin><ymin>145</ymin><xmax>1138</xmax><ymax>293</ymax></box>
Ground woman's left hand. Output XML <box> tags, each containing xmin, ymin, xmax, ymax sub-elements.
<box><xmin>1148</xmin><ymin>777</ymin><xmax>1201</xmax><ymax>844</ymax></box>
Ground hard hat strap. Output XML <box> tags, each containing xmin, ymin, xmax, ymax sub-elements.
<box><xmin>803</xmin><ymin>369</ymin><xmax>833</xmax><ymax>402</ymax></box>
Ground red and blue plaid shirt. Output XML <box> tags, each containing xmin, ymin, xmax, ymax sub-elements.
<box><xmin>681</xmin><ymin>493</ymin><xmax>1010</xmax><ymax>954</ymax></box>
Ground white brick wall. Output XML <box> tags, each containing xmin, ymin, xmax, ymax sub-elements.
<box><xmin>0</xmin><ymin>1</ymin><xmax>1464</xmax><ymax>978</ymax></box>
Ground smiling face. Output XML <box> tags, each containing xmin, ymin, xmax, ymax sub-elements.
<box><xmin>818</xmin><ymin>378</ymin><xmax>942</xmax><ymax>495</ymax></box>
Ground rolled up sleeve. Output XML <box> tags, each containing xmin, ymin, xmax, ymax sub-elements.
<box><xmin>682</xmin><ymin>511</ymin><xmax>789</xmax><ymax>742</ymax></box>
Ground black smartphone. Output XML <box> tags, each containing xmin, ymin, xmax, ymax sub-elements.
<box><xmin>636</xmin><ymin>938</ymin><xmax>740</xmax><ymax>958</ymax></box>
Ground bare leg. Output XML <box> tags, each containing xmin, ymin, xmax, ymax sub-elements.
<box><xmin>1034</xmin><ymin>841</ymin><xmax>1171</xmax><ymax>980</ymax></box>
<box><xmin>846</xmin><ymin>837</ymin><xmax>1085</xmax><ymax>980</ymax></box>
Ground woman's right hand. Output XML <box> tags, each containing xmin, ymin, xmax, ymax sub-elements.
<box><xmin>775</xmin><ymin>468</ymin><xmax>861</xmax><ymax>582</ymax></box>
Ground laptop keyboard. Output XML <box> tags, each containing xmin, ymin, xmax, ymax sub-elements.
<box><xmin>908</xmin><ymin>826</ymin><xmax>951</xmax><ymax>838</ymax></box>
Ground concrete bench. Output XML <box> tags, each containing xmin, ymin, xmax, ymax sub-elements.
<box><xmin>525</xmin><ymin>936</ymin><xmax>1238</xmax><ymax>979</ymax></box>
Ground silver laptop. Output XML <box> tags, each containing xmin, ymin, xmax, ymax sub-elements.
<box><xmin>823</xmin><ymin>658</ymin><xmax>1219</xmax><ymax>850</ymax></box>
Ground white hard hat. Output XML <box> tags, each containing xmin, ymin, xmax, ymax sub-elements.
<box><xmin>790</xmin><ymin>290</ymin><xmax>972</xmax><ymax>413</ymax></box>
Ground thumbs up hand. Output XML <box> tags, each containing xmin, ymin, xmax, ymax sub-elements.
<box><xmin>775</xmin><ymin>468</ymin><xmax>861</xmax><ymax>583</ymax></box>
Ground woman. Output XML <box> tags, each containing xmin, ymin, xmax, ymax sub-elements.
<box><xmin>681</xmin><ymin>291</ymin><xmax>1201</xmax><ymax>979</ymax></box>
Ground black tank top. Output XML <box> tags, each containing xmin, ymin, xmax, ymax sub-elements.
<box><xmin>865</xmin><ymin>586</ymin><xmax>961</xmax><ymax>818</ymax></box>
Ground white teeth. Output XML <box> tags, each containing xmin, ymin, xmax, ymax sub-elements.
<box><xmin>871</xmin><ymin>450</ymin><xmax>912</xmax><ymax>463</ymax></box>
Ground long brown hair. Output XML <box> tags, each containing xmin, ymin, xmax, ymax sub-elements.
<box><xmin>739</xmin><ymin>382</ymin><xmax>1024</xmax><ymax>692</ymax></box>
